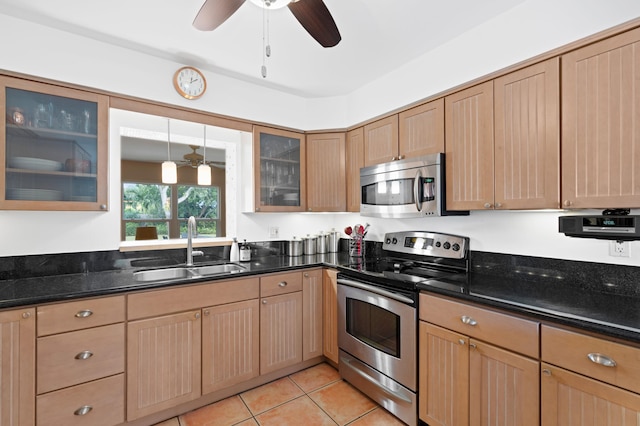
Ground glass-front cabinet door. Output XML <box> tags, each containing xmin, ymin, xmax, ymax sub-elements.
<box><xmin>0</xmin><ymin>76</ymin><xmax>108</xmax><ymax>211</ymax></box>
<box><xmin>253</xmin><ymin>125</ymin><xmax>306</xmax><ymax>212</ymax></box>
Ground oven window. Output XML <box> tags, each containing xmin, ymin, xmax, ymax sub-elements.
<box><xmin>361</xmin><ymin>178</ymin><xmax>414</xmax><ymax>206</ymax></box>
<box><xmin>346</xmin><ymin>298</ymin><xmax>400</xmax><ymax>357</ymax></box>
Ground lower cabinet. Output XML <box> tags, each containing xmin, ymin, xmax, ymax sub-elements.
<box><xmin>322</xmin><ymin>268</ymin><xmax>339</xmax><ymax>364</ymax></box>
<box><xmin>259</xmin><ymin>271</ymin><xmax>304</xmax><ymax>375</ymax></box>
<box><xmin>127</xmin><ymin>310</ymin><xmax>202</xmax><ymax>421</ymax></box>
<box><xmin>202</xmin><ymin>299</ymin><xmax>260</xmax><ymax>394</ymax></box>
<box><xmin>419</xmin><ymin>293</ymin><xmax>540</xmax><ymax>426</ymax></box>
<box><xmin>0</xmin><ymin>307</ymin><xmax>35</xmax><ymax>426</ymax></box>
<box><xmin>303</xmin><ymin>269</ymin><xmax>323</xmax><ymax>361</ymax></box>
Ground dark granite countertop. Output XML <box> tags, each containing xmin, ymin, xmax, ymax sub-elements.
<box><xmin>1</xmin><ymin>246</ymin><xmax>638</xmax><ymax>345</ymax></box>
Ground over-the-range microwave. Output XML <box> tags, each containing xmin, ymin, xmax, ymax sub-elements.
<box><xmin>359</xmin><ymin>153</ymin><xmax>468</xmax><ymax>218</ymax></box>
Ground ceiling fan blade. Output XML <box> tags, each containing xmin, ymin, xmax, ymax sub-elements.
<box><xmin>288</xmin><ymin>0</ymin><xmax>341</xmax><ymax>48</ymax></box>
<box><xmin>193</xmin><ymin>0</ymin><xmax>246</xmax><ymax>31</ymax></box>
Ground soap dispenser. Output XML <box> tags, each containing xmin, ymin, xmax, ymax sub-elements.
<box><xmin>240</xmin><ymin>239</ymin><xmax>251</xmax><ymax>262</ymax></box>
<box><xmin>230</xmin><ymin>237</ymin><xmax>240</xmax><ymax>262</ymax></box>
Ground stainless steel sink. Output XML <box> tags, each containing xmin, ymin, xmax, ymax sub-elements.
<box><xmin>133</xmin><ymin>263</ymin><xmax>245</xmax><ymax>282</ymax></box>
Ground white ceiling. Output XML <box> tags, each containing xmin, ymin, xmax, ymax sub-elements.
<box><xmin>0</xmin><ymin>0</ymin><xmax>527</xmax><ymax>98</ymax></box>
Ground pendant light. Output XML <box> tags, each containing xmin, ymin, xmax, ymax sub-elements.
<box><xmin>161</xmin><ymin>118</ymin><xmax>177</xmax><ymax>184</ymax></box>
<box><xmin>197</xmin><ymin>125</ymin><xmax>212</xmax><ymax>186</ymax></box>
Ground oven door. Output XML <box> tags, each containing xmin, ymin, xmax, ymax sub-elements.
<box><xmin>337</xmin><ymin>278</ymin><xmax>416</xmax><ymax>391</ymax></box>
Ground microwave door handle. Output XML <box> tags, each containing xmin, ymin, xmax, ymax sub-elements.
<box><xmin>414</xmin><ymin>170</ymin><xmax>422</xmax><ymax>212</ymax></box>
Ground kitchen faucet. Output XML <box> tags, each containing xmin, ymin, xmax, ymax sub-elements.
<box><xmin>186</xmin><ymin>216</ymin><xmax>204</xmax><ymax>266</ymax></box>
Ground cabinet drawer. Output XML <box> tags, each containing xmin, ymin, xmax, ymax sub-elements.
<box><xmin>128</xmin><ymin>277</ymin><xmax>259</xmax><ymax>320</ymax></box>
<box><xmin>419</xmin><ymin>293</ymin><xmax>539</xmax><ymax>358</ymax></box>
<box><xmin>542</xmin><ymin>325</ymin><xmax>640</xmax><ymax>394</ymax></box>
<box><xmin>260</xmin><ymin>271</ymin><xmax>303</xmax><ymax>297</ymax></box>
<box><xmin>37</xmin><ymin>295</ymin><xmax>125</xmax><ymax>336</ymax></box>
<box><xmin>37</xmin><ymin>323</ymin><xmax>125</xmax><ymax>394</ymax></box>
<box><xmin>36</xmin><ymin>374</ymin><xmax>124</xmax><ymax>426</ymax></box>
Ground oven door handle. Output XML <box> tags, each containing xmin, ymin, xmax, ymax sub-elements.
<box><xmin>340</xmin><ymin>354</ymin><xmax>412</xmax><ymax>403</ymax></box>
<box><xmin>414</xmin><ymin>170</ymin><xmax>422</xmax><ymax>212</ymax></box>
<box><xmin>337</xmin><ymin>278</ymin><xmax>414</xmax><ymax>305</ymax></box>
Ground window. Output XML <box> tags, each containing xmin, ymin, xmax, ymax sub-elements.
<box><xmin>122</xmin><ymin>182</ymin><xmax>220</xmax><ymax>240</ymax></box>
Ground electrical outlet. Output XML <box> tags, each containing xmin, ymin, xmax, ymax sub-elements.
<box><xmin>269</xmin><ymin>226</ymin><xmax>279</xmax><ymax>239</ymax></box>
<box><xmin>609</xmin><ymin>241</ymin><xmax>630</xmax><ymax>257</ymax></box>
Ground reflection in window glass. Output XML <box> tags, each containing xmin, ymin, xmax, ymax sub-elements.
<box><xmin>122</xmin><ymin>183</ymin><xmax>220</xmax><ymax>240</ymax></box>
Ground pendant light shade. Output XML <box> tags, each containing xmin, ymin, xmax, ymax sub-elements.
<box><xmin>162</xmin><ymin>119</ymin><xmax>177</xmax><ymax>184</ymax></box>
<box><xmin>197</xmin><ymin>124</ymin><xmax>211</xmax><ymax>185</ymax></box>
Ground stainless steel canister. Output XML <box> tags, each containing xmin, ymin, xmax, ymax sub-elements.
<box><xmin>316</xmin><ymin>232</ymin><xmax>328</xmax><ymax>254</ymax></box>
<box><xmin>303</xmin><ymin>234</ymin><xmax>317</xmax><ymax>255</ymax></box>
<box><xmin>286</xmin><ymin>237</ymin><xmax>303</xmax><ymax>257</ymax></box>
<box><xmin>327</xmin><ymin>229</ymin><xmax>340</xmax><ymax>252</ymax></box>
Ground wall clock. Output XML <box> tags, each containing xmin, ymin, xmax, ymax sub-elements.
<box><xmin>173</xmin><ymin>66</ymin><xmax>207</xmax><ymax>100</ymax></box>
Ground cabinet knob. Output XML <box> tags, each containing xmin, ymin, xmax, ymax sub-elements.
<box><xmin>542</xmin><ymin>369</ymin><xmax>552</xmax><ymax>376</ymax></box>
<box><xmin>304</xmin><ymin>273</ymin><xmax>309</xmax><ymax>278</ymax></box>
<box><xmin>308</xmin><ymin>208</ymin><xmax>312</xmax><ymax>211</ymax></box>
<box><xmin>262</xmin><ymin>300</ymin><xmax>267</xmax><ymax>304</ymax></box>
<box><xmin>75</xmin><ymin>350</ymin><xmax>93</xmax><ymax>360</ymax></box>
<box><xmin>75</xmin><ymin>310</ymin><xmax>93</xmax><ymax>318</ymax></box>
<box><xmin>391</xmin><ymin>156</ymin><xmax>397</xmax><ymax>161</ymax></box>
<box><xmin>484</xmin><ymin>203</ymin><xmax>492</xmax><ymax>209</ymax></box>
<box><xmin>255</xmin><ymin>207</ymin><xmax>261</xmax><ymax>212</ymax></box>
<box><xmin>398</xmin><ymin>155</ymin><xmax>405</xmax><ymax>160</ymax></box>
<box><xmin>203</xmin><ymin>309</ymin><xmax>210</xmax><ymax>316</ymax></box>
<box><xmin>21</xmin><ymin>312</ymin><xmax>31</xmax><ymax>319</ymax></box>
<box><xmin>564</xmin><ymin>200</ymin><xmax>572</xmax><ymax>207</ymax></box>
<box><xmin>461</xmin><ymin>315</ymin><xmax>478</xmax><ymax>326</ymax></box>
<box><xmin>587</xmin><ymin>353</ymin><xmax>617</xmax><ymax>367</ymax></box>
<box><xmin>495</xmin><ymin>202</ymin><xmax>502</xmax><ymax>208</ymax></box>
<box><xmin>74</xmin><ymin>405</ymin><xmax>93</xmax><ymax>416</ymax></box>
<box><xmin>99</xmin><ymin>204</ymin><xmax>107</xmax><ymax>210</ymax></box>
<box><xmin>458</xmin><ymin>339</ymin><xmax>465</xmax><ymax>345</ymax></box>
<box><xmin>469</xmin><ymin>343</ymin><xmax>477</xmax><ymax>350</ymax></box>
<box><xmin>194</xmin><ymin>312</ymin><xmax>201</xmax><ymax>319</ymax></box>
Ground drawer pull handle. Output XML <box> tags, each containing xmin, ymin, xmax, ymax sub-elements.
<box><xmin>588</xmin><ymin>353</ymin><xmax>617</xmax><ymax>367</ymax></box>
<box><xmin>461</xmin><ymin>315</ymin><xmax>477</xmax><ymax>326</ymax></box>
<box><xmin>75</xmin><ymin>351</ymin><xmax>93</xmax><ymax>360</ymax></box>
<box><xmin>74</xmin><ymin>405</ymin><xmax>93</xmax><ymax>416</ymax></box>
<box><xmin>75</xmin><ymin>310</ymin><xmax>93</xmax><ymax>318</ymax></box>
<box><xmin>278</xmin><ymin>281</ymin><xmax>288</xmax><ymax>287</ymax></box>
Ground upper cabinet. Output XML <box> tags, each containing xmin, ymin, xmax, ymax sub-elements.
<box><xmin>363</xmin><ymin>115</ymin><xmax>399</xmax><ymax>166</ymax></box>
<box><xmin>398</xmin><ymin>98</ymin><xmax>445</xmax><ymax>157</ymax></box>
<box><xmin>445</xmin><ymin>81</ymin><xmax>495</xmax><ymax>211</ymax></box>
<box><xmin>561</xmin><ymin>27</ymin><xmax>640</xmax><ymax>209</ymax></box>
<box><xmin>0</xmin><ymin>76</ymin><xmax>108</xmax><ymax>211</ymax></box>
<box><xmin>346</xmin><ymin>127</ymin><xmax>364</xmax><ymax>212</ymax></box>
<box><xmin>446</xmin><ymin>58</ymin><xmax>560</xmax><ymax>211</ymax></box>
<box><xmin>306</xmin><ymin>133</ymin><xmax>346</xmax><ymax>212</ymax></box>
<box><xmin>253</xmin><ymin>125</ymin><xmax>306</xmax><ymax>212</ymax></box>
<box><xmin>494</xmin><ymin>58</ymin><xmax>560</xmax><ymax>210</ymax></box>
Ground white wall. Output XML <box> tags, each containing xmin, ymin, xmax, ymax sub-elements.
<box><xmin>1</xmin><ymin>2</ymin><xmax>640</xmax><ymax>267</ymax></box>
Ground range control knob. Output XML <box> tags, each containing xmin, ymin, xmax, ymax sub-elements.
<box><xmin>452</xmin><ymin>243</ymin><xmax>461</xmax><ymax>251</ymax></box>
<box><xmin>435</xmin><ymin>241</ymin><xmax>441</xmax><ymax>248</ymax></box>
<box><xmin>392</xmin><ymin>237</ymin><xmax>398</xmax><ymax>244</ymax></box>
<box><xmin>385</xmin><ymin>238</ymin><xmax>391</xmax><ymax>244</ymax></box>
<box><xmin>443</xmin><ymin>242</ymin><xmax>451</xmax><ymax>250</ymax></box>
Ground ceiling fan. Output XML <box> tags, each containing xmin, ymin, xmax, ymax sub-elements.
<box><xmin>178</xmin><ymin>145</ymin><xmax>225</xmax><ymax>169</ymax></box>
<box><xmin>193</xmin><ymin>0</ymin><xmax>341</xmax><ymax>48</ymax></box>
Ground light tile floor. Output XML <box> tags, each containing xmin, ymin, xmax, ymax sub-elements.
<box><xmin>154</xmin><ymin>363</ymin><xmax>405</xmax><ymax>426</ymax></box>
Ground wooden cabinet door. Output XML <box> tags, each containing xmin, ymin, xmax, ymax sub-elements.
<box><xmin>562</xmin><ymin>27</ymin><xmax>640</xmax><ymax>209</ymax></box>
<box><xmin>201</xmin><ymin>299</ymin><xmax>259</xmax><ymax>395</ymax></box>
<box><xmin>0</xmin><ymin>308</ymin><xmax>35</xmax><ymax>426</ymax></box>
<box><xmin>302</xmin><ymin>269</ymin><xmax>323</xmax><ymax>361</ymax></box>
<box><xmin>494</xmin><ymin>58</ymin><xmax>560</xmax><ymax>209</ymax></box>
<box><xmin>541</xmin><ymin>363</ymin><xmax>640</xmax><ymax>425</ymax></box>
<box><xmin>253</xmin><ymin>125</ymin><xmax>306</xmax><ymax>212</ymax></box>
<box><xmin>346</xmin><ymin>127</ymin><xmax>364</xmax><ymax>212</ymax></box>
<box><xmin>445</xmin><ymin>81</ymin><xmax>494</xmax><ymax>211</ymax></box>
<box><xmin>419</xmin><ymin>321</ymin><xmax>469</xmax><ymax>426</ymax></box>
<box><xmin>306</xmin><ymin>133</ymin><xmax>346</xmax><ymax>212</ymax></box>
<box><xmin>127</xmin><ymin>310</ymin><xmax>201</xmax><ymax>421</ymax></box>
<box><xmin>363</xmin><ymin>115</ymin><xmax>399</xmax><ymax>166</ymax></box>
<box><xmin>260</xmin><ymin>292</ymin><xmax>303</xmax><ymax>375</ymax></box>
<box><xmin>322</xmin><ymin>269</ymin><xmax>339</xmax><ymax>365</ymax></box>
<box><xmin>469</xmin><ymin>340</ymin><xmax>539</xmax><ymax>426</ymax></box>
<box><xmin>399</xmin><ymin>98</ymin><xmax>445</xmax><ymax>158</ymax></box>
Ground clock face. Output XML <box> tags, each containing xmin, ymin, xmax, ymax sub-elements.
<box><xmin>174</xmin><ymin>66</ymin><xmax>207</xmax><ymax>99</ymax></box>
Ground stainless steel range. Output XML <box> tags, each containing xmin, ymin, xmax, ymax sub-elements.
<box><xmin>337</xmin><ymin>230</ymin><xmax>469</xmax><ymax>426</ymax></box>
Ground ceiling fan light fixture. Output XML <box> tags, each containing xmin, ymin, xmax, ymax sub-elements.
<box><xmin>249</xmin><ymin>0</ymin><xmax>291</xmax><ymax>10</ymax></box>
